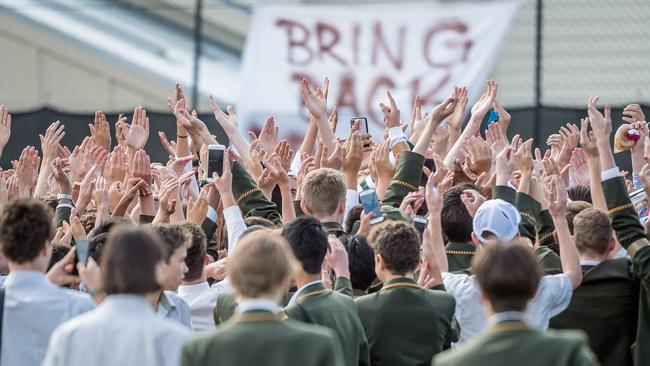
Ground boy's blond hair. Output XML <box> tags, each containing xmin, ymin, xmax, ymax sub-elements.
<box><xmin>301</xmin><ymin>168</ymin><xmax>346</xmax><ymax>217</ymax></box>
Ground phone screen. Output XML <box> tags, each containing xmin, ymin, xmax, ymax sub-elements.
<box><xmin>71</xmin><ymin>239</ymin><xmax>91</xmax><ymax>275</ymax></box>
<box><xmin>413</xmin><ymin>218</ymin><xmax>427</xmax><ymax>234</ymax></box>
<box><xmin>360</xmin><ymin>190</ymin><xmax>383</xmax><ymax>223</ymax></box>
<box><xmin>350</xmin><ymin>117</ymin><xmax>369</xmax><ymax>133</ymax></box>
<box><xmin>486</xmin><ymin>109</ymin><xmax>499</xmax><ymax>126</ymax></box>
<box><xmin>208</xmin><ymin>148</ymin><xmax>224</xmax><ymax>178</ymax></box>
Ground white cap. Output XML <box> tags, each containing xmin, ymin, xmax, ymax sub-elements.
<box><xmin>472</xmin><ymin>199</ymin><xmax>521</xmax><ymax>244</ymax></box>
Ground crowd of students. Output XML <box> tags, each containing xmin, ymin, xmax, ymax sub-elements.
<box><xmin>0</xmin><ymin>78</ymin><xmax>648</xmax><ymax>366</ymax></box>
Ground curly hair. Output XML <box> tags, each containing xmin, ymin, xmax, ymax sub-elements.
<box><xmin>148</xmin><ymin>224</ymin><xmax>189</xmax><ymax>262</ymax></box>
<box><xmin>0</xmin><ymin>198</ymin><xmax>54</xmax><ymax>263</ymax></box>
<box><xmin>368</xmin><ymin>221</ymin><xmax>420</xmax><ymax>275</ymax></box>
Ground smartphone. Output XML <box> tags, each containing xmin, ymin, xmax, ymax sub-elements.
<box><xmin>486</xmin><ymin>109</ymin><xmax>499</xmax><ymax>126</ymax></box>
<box><xmin>71</xmin><ymin>239</ymin><xmax>91</xmax><ymax>275</ymax></box>
<box><xmin>413</xmin><ymin>215</ymin><xmax>427</xmax><ymax>235</ymax></box>
<box><xmin>359</xmin><ymin>189</ymin><xmax>384</xmax><ymax>224</ymax></box>
<box><xmin>207</xmin><ymin>144</ymin><xmax>226</xmax><ymax>182</ymax></box>
<box><xmin>350</xmin><ymin>117</ymin><xmax>369</xmax><ymax>133</ymax></box>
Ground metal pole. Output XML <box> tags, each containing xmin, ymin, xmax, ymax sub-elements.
<box><xmin>191</xmin><ymin>0</ymin><xmax>203</xmax><ymax>111</ymax></box>
<box><xmin>534</xmin><ymin>0</ymin><xmax>543</xmax><ymax>144</ymax></box>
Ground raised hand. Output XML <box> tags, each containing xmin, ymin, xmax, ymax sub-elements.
<box><xmin>556</xmin><ymin>123</ymin><xmax>580</xmax><ymax>167</ymax></box>
<box><xmin>514</xmin><ymin>138</ymin><xmax>534</xmax><ymax>174</ymax></box>
<box><xmin>273</xmin><ymin>139</ymin><xmax>293</xmax><ymax>172</ymax></box>
<box><xmin>300</xmin><ymin>78</ymin><xmax>327</xmax><ymax>118</ymax></box>
<box><xmin>492</xmin><ymin>98</ymin><xmax>511</xmax><ymax>132</ymax></box>
<box><xmin>132</xmin><ymin>149</ymin><xmax>152</xmax><ymax>185</ymax></box>
<box><xmin>460</xmin><ymin>189</ymin><xmax>486</xmax><ymax>217</ymax></box>
<box><xmin>320</xmin><ymin>142</ymin><xmax>343</xmax><ymax>170</ymax></box>
<box><xmin>209</xmin><ymin>95</ymin><xmax>238</xmax><ymax>136</ymax></box>
<box><xmin>114</xmin><ymin>114</ymin><xmax>128</xmax><ymax>146</ymax></box>
<box><xmin>379</xmin><ymin>90</ymin><xmax>401</xmax><ymax>129</ymax></box>
<box><xmin>0</xmin><ymin>105</ymin><xmax>12</xmax><ymax>156</ymax></box>
<box><xmin>579</xmin><ymin>117</ymin><xmax>598</xmax><ymax>159</ymax></box>
<box><xmin>15</xmin><ymin>146</ymin><xmax>40</xmax><ymax>197</ymax></box>
<box><xmin>571</xmin><ymin>148</ymin><xmax>590</xmax><ymax>185</ymax></box>
<box><xmin>447</xmin><ymin>86</ymin><xmax>468</xmax><ymax>132</ymax></box>
<box><xmin>622</xmin><ymin>103</ymin><xmax>646</xmax><ymax>124</ymax></box>
<box><xmin>326</xmin><ymin>235</ymin><xmax>350</xmax><ymax>279</ymax></box>
<box><xmin>471</xmin><ymin>80</ymin><xmax>498</xmax><ymax>120</ymax></box>
<box><xmin>372</xmin><ymin>139</ymin><xmax>396</xmax><ymax>182</ymax></box>
<box><xmin>544</xmin><ymin>175</ymin><xmax>568</xmax><ymax>216</ymax></box>
<box><xmin>265</xmin><ymin>153</ymin><xmax>290</xmax><ymax>187</ymax></box>
<box><xmin>186</xmin><ymin>188</ymin><xmax>209</xmax><ymax>225</ymax></box>
<box><xmin>89</xmin><ymin>111</ymin><xmax>111</xmax><ymax>151</ymax></box>
<box><xmin>249</xmin><ymin>117</ymin><xmax>278</xmax><ymax>153</ymax></box>
<box><xmin>158</xmin><ymin>131</ymin><xmax>177</xmax><ymax>156</ymax></box>
<box><xmin>40</xmin><ymin>121</ymin><xmax>65</xmax><ymax>163</ymax></box>
<box><xmin>125</xmin><ymin>106</ymin><xmax>149</xmax><ymax>150</ymax></box>
<box><xmin>50</xmin><ymin>158</ymin><xmax>72</xmax><ymax>195</ymax></box>
<box><xmin>486</xmin><ymin>121</ymin><xmax>508</xmax><ymax>156</ymax></box>
<box><xmin>107</xmin><ymin>145</ymin><xmax>128</xmax><ymax>183</ymax></box>
<box><xmin>166</xmin><ymin>155</ymin><xmax>194</xmax><ymax>178</ymax></box>
<box><xmin>465</xmin><ymin>136</ymin><xmax>492</xmax><ymax>176</ymax></box>
<box><xmin>587</xmin><ymin>96</ymin><xmax>612</xmax><ymax>140</ymax></box>
<box><xmin>211</xmin><ymin>149</ymin><xmax>233</xmax><ymax>197</ymax></box>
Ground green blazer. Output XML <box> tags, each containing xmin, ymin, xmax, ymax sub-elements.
<box><xmin>601</xmin><ymin>176</ymin><xmax>650</xmax><ymax>366</ymax></box>
<box><xmin>285</xmin><ymin>282</ymin><xmax>370</xmax><ymax>366</ymax></box>
<box><xmin>445</xmin><ymin>242</ymin><xmax>476</xmax><ymax>272</ymax></box>
<box><xmin>182</xmin><ymin>310</ymin><xmax>344</xmax><ymax>366</ymax></box>
<box><xmin>355</xmin><ymin>277</ymin><xmax>456</xmax><ymax>366</ymax></box>
<box><xmin>231</xmin><ymin>160</ymin><xmax>282</xmax><ymax>226</ymax></box>
<box><xmin>550</xmin><ymin>260</ymin><xmax>637</xmax><ymax>366</ymax></box>
<box><xmin>432</xmin><ymin>321</ymin><xmax>598</xmax><ymax>366</ymax></box>
<box><xmin>213</xmin><ymin>277</ymin><xmax>355</xmax><ymax>326</ymax></box>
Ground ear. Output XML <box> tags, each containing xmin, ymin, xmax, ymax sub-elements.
<box><xmin>471</xmin><ymin>232</ymin><xmax>481</xmax><ymax>245</ymax></box>
<box><xmin>300</xmin><ymin>200</ymin><xmax>310</xmax><ymax>215</ymax></box>
<box><xmin>42</xmin><ymin>240</ymin><xmax>51</xmax><ymax>258</ymax></box>
<box><xmin>203</xmin><ymin>255</ymin><xmax>210</xmax><ymax>266</ymax></box>
<box><xmin>338</xmin><ymin>199</ymin><xmax>346</xmax><ymax>215</ymax></box>
<box><xmin>375</xmin><ymin>253</ymin><xmax>386</xmax><ymax>270</ymax></box>
<box><xmin>609</xmin><ymin>235</ymin><xmax>617</xmax><ymax>252</ymax></box>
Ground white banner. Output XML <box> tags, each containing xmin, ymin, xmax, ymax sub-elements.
<box><xmin>238</xmin><ymin>1</ymin><xmax>519</xmax><ymax>143</ymax></box>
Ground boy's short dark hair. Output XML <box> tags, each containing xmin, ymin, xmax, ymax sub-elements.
<box><xmin>89</xmin><ymin>217</ymin><xmax>132</xmax><ymax>264</ymax></box>
<box><xmin>345</xmin><ymin>235</ymin><xmax>376</xmax><ymax>291</ymax></box>
<box><xmin>441</xmin><ymin>184</ymin><xmax>476</xmax><ymax>243</ymax></box>
<box><xmin>345</xmin><ymin>205</ymin><xmax>363</xmax><ymax>234</ymax></box>
<box><xmin>368</xmin><ymin>221</ymin><xmax>420</xmax><ymax>276</ymax></box>
<box><xmin>565</xmin><ymin>201</ymin><xmax>592</xmax><ymax>234</ymax></box>
<box><xmin>474</xmin><ymin>244</ymin><xmax>542</xmax><ymax>312</ymax></box>
<box><xmin>567</xmin><ymin>185</ymin><xmax>592</xmax><ymax>204</ymax></box>
<box><xmin>180</xmin><ymin>222</ymin><xmax>207</xmax><ymax>281</ymax></box>
<box><xmin>47</xmin><ymin>245</ymin><xmax>70</xmax><ymax>271</ymax></box>
<box><xmin>0</xmin><ymin>198</ymin><xmax>53</xmax><ymax>263</ymax></box>
<box><xmin>102</xmin><ymin>228</ymin><xmax>163</xmax><ymax>295</ymax></box>
<box><xmin>282</xmin><ymin>216</ymin><xmax>328</xmax><ymax>275</ymax></box>
<box><xmin>148</xmin><ymin>224</ymin><xmax>188</xmax><ymax>262</ymax></box>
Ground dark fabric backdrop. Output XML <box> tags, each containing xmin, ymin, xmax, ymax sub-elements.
<box><xmin>2</xmin><ymin>106</ymin><xmax>649</xmax><ymax>172</ymax></box>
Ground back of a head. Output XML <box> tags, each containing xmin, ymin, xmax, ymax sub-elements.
<box><xmin>101</xmin><ymin>227</ymin><xmax>163</xmax><ymax>295</ymax></box>
<box><xmin>230</xmin><ymin>230</ymin><xmax>296</xmax><ymax>298</ymax></box>
<box><xmin>148</xmin><ymin>224</ymin><xmax>188</xmax><ymax>262</ymax></box>
<box><xmin>345</xmin><ymin>205</ymin><xmax>363</xmax><ymax>234</ymax></box>
<box><xmin>472</xmin><ymin>199</ymin><xmax>521</xmax><ymax>243</ymax></box>
<box><xmin>282</xmin><ymin>216</ymin><xmax>328</xmax><ymax>275</ymax></box>
<box><xmin>244</xmin><ymin>216</ymin><xmax>276</xmax><ymax>228</ymax></box>
<box><xmin>573</xmin><ymin>208</ymin><xmax>613</xmax><ymax>257</ymax></box>
<box><xmin>565</xmin><ymin>200</ymin><xmax>592</xmax><ymax>235</ymax></box>
<box><xmin>345</xmin><ymin>235</ymin><xmax>376</xmax><ymax>291</ymax></box>
<box><xmin>89</xmin><ymin>217</ymin><xmax>132</xmax><ymax>264</ymax></box>
<box><xmin>301</xmin><ymin>168</ymin><xmax>346</xmax><ymax>218</ymax></box>
<box><xmin>474</xmin><ymin>244</ymin><xmax>542</xmax><ymax>312</ymax></box>
<box><xmin>0</xmin><ymin>198</ymin><xmax>53</xmax><ymax>264</ymax></box>
<box><xmin>368</xmin><ymin>221</ymin><xmax>420</xmax><ymax>276</ymax></box>
<box><xmin>441</xmin><ymin>184</ymin><xmax>476</xmax><ymax>243</ymax></box>
<box><xmin>180</xmin><ymin>222</ymin><xmax>207</xmax><ymax>282</ymax></box>
<box><xmin>568</xmin><ymin>185</ymin><xmax>592</xmax><ymax>203</ymax></box>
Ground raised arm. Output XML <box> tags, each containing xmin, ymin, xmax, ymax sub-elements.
<box><xmin>545</xmin><ymin>175</ymin><xmax>582</xmax><ymax>289</ymax></box>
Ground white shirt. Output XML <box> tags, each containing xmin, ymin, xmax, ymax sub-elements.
<box><xmin>236</xmin><ymin>298</ymin><xmax>281</xmax><ymax>314</ymax></box>
<box><xmin>42</xmin><ymin>294</ymin><xmax>191</xmax><ymax>366</ymax></box>
<box><xmin>343</xmin><ymin>189</ymin><xmax>359</xmax><ymax>231</ymax></box>
<box><xmin>177</xmin><ymin>279</ymin><xmax>232</xmax><ymax>332</ymax></box>
<box><xmin>442</xmin><ymin>272</ymin><xmax>573</xmax><ymax>345</ymax></box>
<box><xmin>224</xmin><ymin>205</ymin><xmax>247</xmax><ymax>254</ymax></box>
<box><xmin>156</xmin><ymin>290</ymin><xmax>193</xmax><ymax>329</ymax></box>
<box><xmin>1</xmin><ymin>271</ymin><xmax>95</xmax><ymax>366</ymax></box>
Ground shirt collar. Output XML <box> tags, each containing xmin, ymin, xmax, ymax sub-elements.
<box><xmin>103</xmin><ymin>294</ymin><xmax>155</xmax><ymax>317</ymax></box>
<box><xmin>159</xmin><ymin>290</ymin><xmax>178</xmax><ymax>312</ymax></box>
<box><xmin>489</xmin><ymin>311</ymin><xmax>528</xmax><ymax>325</ymax></box>
<box><xmin>383</xmin><ymin>276</ymin><xmax>417</xmax><ymax>286</ymax></box>
<box><xmin>580</xmin><ymin>259</ymin><xmax>602</xmax><ymax>266</ymax></box>
<box><xmin>4</xmin><ymin>270</ymin><xmax>48</xmax><ymax>287</ymax></box>
<box><xmin>288</xmin><ymin>280</ymin><xmax>323</xmax><ymax>305</ymax></box>
<box><xmin>177</xmin><ymin>282</ymin><xmax>210</xmax><ymax>297</ymax></box>
<box><xmin>236</xmin><ymin>298</ymin><xmax>281</xmax><ymax>314</ymax></box>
